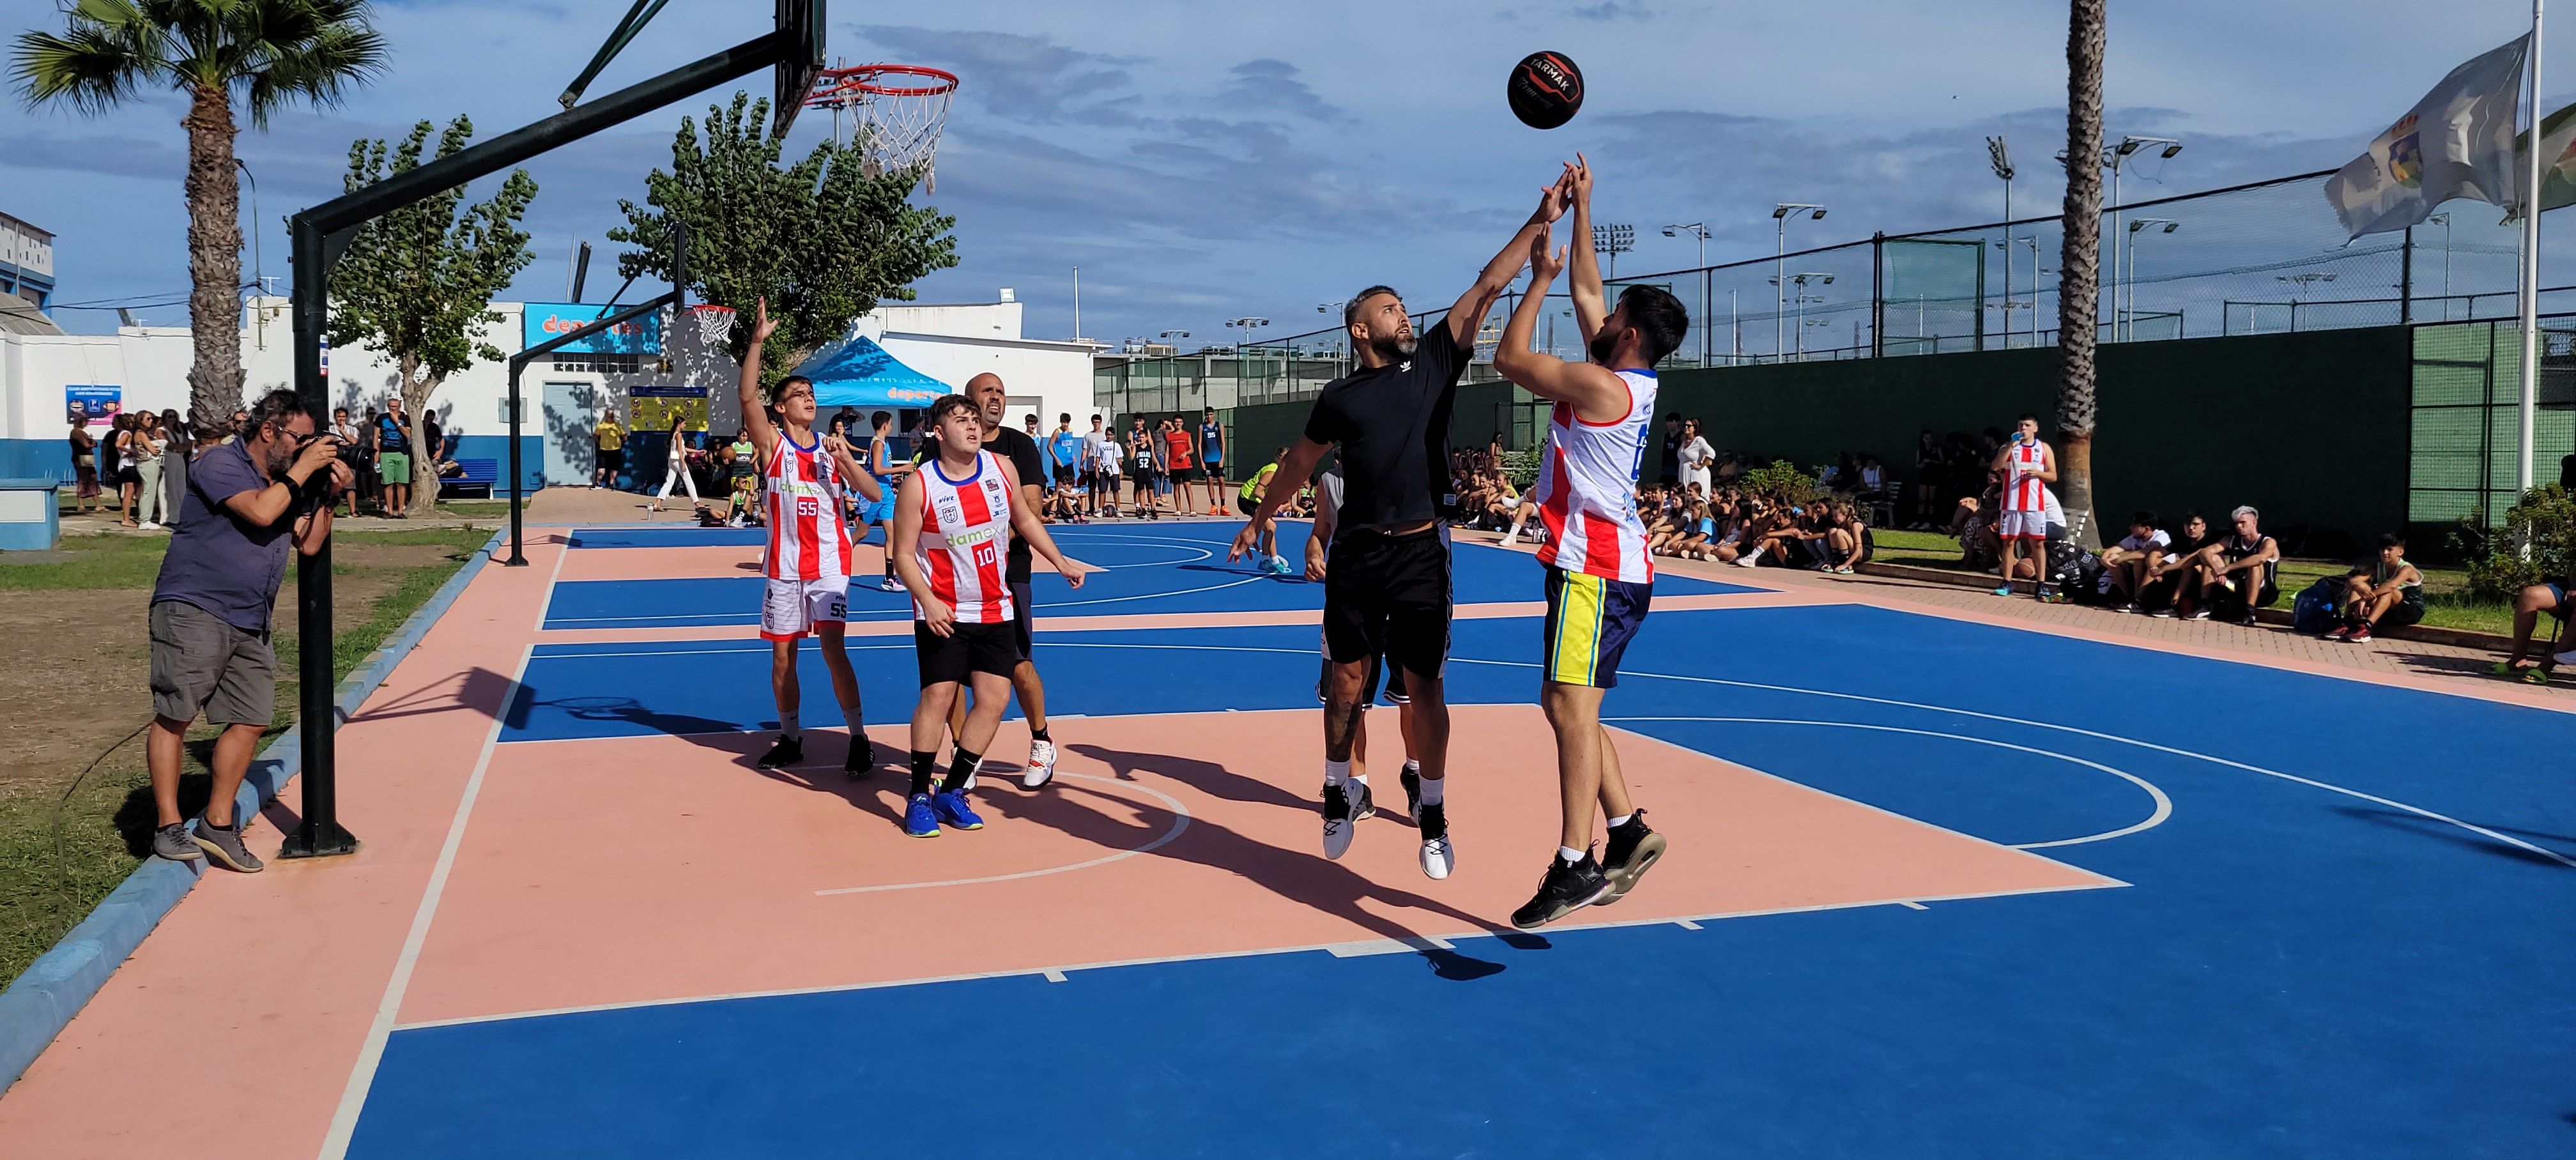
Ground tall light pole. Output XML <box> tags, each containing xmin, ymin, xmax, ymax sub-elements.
<box><xmin>1987</xmin><ymin>136</ymin><xmax>2014</xmax><ymax>348</ymax></box>
<box><xmin>2276</xmin><ymin>273</ymin><xmax>2334</xmax><ymax>333</ymax></box>
<box><xmin>2018</xmin><ymin>236</ymin><xmax>2041</xmax><ymax>347</ymax></box>
<box><xmin>2426</xmin><ymin>211</ymin><xmax>2454</xmax><ymax>318</ymax></box>
<box><xmin>1771</xmin><ymin>271</ymin><xmax>1834</xmax><ymax>360</ymax></box>
<box><xmin>1592</xmin><ymin>222</ymin><xmax>1634</xmax><ymax>282</ymax></box>
<box><xmin>1773</xmin><ymin>203</ymin><xmax>1827</xmax><ymax>362</ymax></box>
<box><xmin>1071</xmin><ymin>266</ymin><xmax>1081</xmax><ymax>342</ymax></box>
<box><xmin>2124</xmin><ymin>218</ymin><xmax>2178</xmax><ymax>338</ymax></box>
<box><xmin>1225</xmin><ymin>316</ymin><xmax>1268</xmax><ymax>405</ymax></box>
<box><xmin>1664</xmin><ymin>222</ymin><xmax>1712</xmax><ymax>365</ymax></box>
<box><xmin>2105</xmin><ymin>135</ymin><xmax>2180</xmax><ymax>340</ymax></box>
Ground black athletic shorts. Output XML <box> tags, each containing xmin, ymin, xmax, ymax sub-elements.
<box><xmin>1052</xmin><ymin>463</ymin><xmax>1077</xmax><ymax>486</ymax></box>
<box><xmin>1317</xmin><ymin>646</ymin><xmax>1409</xmax><ymax>710</ymax></box>
<box><xmin>1009</xmin><ymin>580</ymin><xmax>1034</xmax><ymax>661</ymax></box>
<box><xmin>1322</xmin><ymin>526</ymin><xmax>1452</xmax><ymax>681</ymax></box>
<box><xmin>1236</xmin><ymin>493</ymin><xmax>1259</xmax><ymax>516</ymax></box>
<box><xmin>916</xmin><ymin>621</ymin><xmax>1018</xmax><ymax>687</ymax></box>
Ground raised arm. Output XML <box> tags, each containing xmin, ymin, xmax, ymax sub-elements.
<box><xmin>1493</xmin><ymin>238</ymin><xmax>1633</xmax><ymax>424</ymax></box>
<box><xmin>1565</xmin><ymin>155</ymin><xmax>1607</xmax><ymax>339</ymax></box>
<box><xmin>1447</xmin><ymin>172</ymin><xmax>1572</xmax><ymax>349</ymax></box>
<box><xmin>738</xmin><ymin>298</ymin><xmax>780</xmax><ymax>457</ymax></box>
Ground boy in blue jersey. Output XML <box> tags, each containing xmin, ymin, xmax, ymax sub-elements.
<box><xmin>1048</xmin><ymin>413</ymin><xmax>1088</xmax><ymax>523</ymax></box>
<box><xmin>1198</xmin><ymin>406</ymin><xmax>1228</xmax><ymax>515</ymax></box>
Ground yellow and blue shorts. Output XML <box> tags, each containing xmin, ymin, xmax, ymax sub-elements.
<box><xmin>1542</xmin><ymin>566</ymin><xmax>1652</xmax><ymax>688</ymax></box>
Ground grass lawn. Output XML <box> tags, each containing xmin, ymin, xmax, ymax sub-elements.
<box><xmin>1866</xmin><ymin>529</ymin><xmax>2514</xmax><ymax>636</ymax></box>
<box><xmin>0</xmin><ymin>526</ymin><xmax>491</xmax><ymax>990</ymax></box>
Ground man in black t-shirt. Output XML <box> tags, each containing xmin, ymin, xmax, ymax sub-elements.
<box><xmin>923</xmin><ymin>373</ymin><xmax>1066</xmax><ymax>790</ymax></box>
<box><xmin>1657</xmin><ymin>413</ymin><xmax>1682</xmax><ymax>486</ymax></box>
<box><xmin>1233</xmin><ymin>169</ymin><xmax>1574</xmax><ymax>878</ymax></box>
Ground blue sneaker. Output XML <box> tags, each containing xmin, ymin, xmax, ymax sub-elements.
<box><xmin>904</xmin><ymin>793</ymin><xmax>942</xmax><ymax>838</ymax></box>
<box><xmin>932</xmin><ymin>790</ymin><xmax>985</xmax><ymax>830</ymax></box>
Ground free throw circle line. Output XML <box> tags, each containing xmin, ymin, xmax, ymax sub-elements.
<box><xmin>1609</xmin><ymin>715</ymin><xmax>2174</xmax><ymax>849</ymax></box>
<box><xmin>813</xmin><ymin>773</ymin><xmax>1191</xmax><ymax>896</ymax></box>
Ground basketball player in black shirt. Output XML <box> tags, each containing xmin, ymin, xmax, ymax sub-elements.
<box><xmin>1232</xmin><ymin>168</ymin><xmax>1574</xmax><ymax>879</ymax></box>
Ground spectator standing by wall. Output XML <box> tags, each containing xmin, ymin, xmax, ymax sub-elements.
<box><xmin>1199</xmin><ymin>407</ymin><xmax>1229</xmax><ymax>515</ymax></box>
<box><xmin>100</xmin><ymin>413</ymin><xmax>132</xmax><ymax>526</ymax></box>
<box><xmin>375</xmin><ymin>397</ymin><xmax>413</xmax><ymax>516</ymax></box>
<box><xmin>132</xmin><ymin>410</ymin><xmax>169</xmax><ymax>530</ymax></box>
<box><xmin>592</xmin><ymin>408</ymin><xmax>625</xmax><ymax>490</ymax></box>
<box><xmin>421</xmin><ymin>406</ymin><xmax>446</xmax><ymax>478</ymax></box>
<box><xmin>1677</xmin><ymin>418</ymin><xmax>1714</xmax><ymax>496</ymax></box>
<box><xmin>352</xmin><ymin>407</ymin><xmax>379</xmax><ymax>514</ymax></box>
<box><xmin>1657</xmin><ymin>412</ymin><xmax>1682</xmax><ymax>487</ymax></box>
<box><xmin>329</xmin><ymin>408</ymin><xmax>363</xmax><ymax>517</ymax></box>
<box><xmin>144</xmin><ymin>390</ymin><xmax>352</xmax><ymax>871</ymax></box>
<box><xmin>68</xmin><ymin>412</ymin><xmax>100</xmax><ymax>514</ymax></box>
<box><xmin>159</xmin><ymin>408</ymin><xmax>190</xmax><ymax>523</ymax></box>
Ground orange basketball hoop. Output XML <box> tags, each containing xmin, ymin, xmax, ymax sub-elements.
<box><xmin>804</xmin><ymin>64</ymin><xmax>959</xmax><ymax>192</ymax></box>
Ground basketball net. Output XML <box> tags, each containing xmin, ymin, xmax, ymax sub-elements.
<box><xmin>806</xmin><ymin>65</ymin><xmax>958</xmax><ymax>192</ymax></box>
<box><xmin>689</xmin><ymin>303</ymin><xmax>737</xmax><ymax>346</ymax></box>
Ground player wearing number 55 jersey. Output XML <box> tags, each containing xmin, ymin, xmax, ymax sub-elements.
<box><xmin>1493</xmin><ymin>155</ymin><xmax>1680</xmax><ymax>930</ymax></box>
<box><xmin>890</xmin><ymin>395</ymin><xmax>1092</xmax><ymax>840</ymax></box>
<box><xmin>738</xmin><ymin>299</ymin><xmax>884</xmax><ymax>778</ymax></box>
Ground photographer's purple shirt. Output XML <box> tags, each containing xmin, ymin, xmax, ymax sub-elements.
<box><xmin>151</xmin><ymin>440</ymin><xmax>292</xmax><ymax>633</ymax></box>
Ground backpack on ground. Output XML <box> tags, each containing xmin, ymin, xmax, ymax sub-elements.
<box><xmin>2290</xmin><ymin>576</ymin><xmax>2343</xmax><ymax>634</ymax></box>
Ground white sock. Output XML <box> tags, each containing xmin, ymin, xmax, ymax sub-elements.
<box><xmin>779</xmin><ymin>708</ymin><xmax>801</xmax><ymax>739</ymax></box>
<box><xmin>1324</xmin><ymin>759</ymin><xmax>1351</xmax><ymax>788</ymax></box>
<box><xmin>1745</xmin><ymin>547</ymin><xmax>1763</xmax><ymax>562</ymax></box>
<box><xmin>1607</xmin><ymin>813</ymin><xmax>1634</xmax><ymax>829</ymax></box>
<box><xmin>839</xmin><ymin>700</ymin><xmax>862</xmax><ymax>735</ymax></box>
<box><xmin>1418</xmin><ymin>776</ymin><xmax>1445</xmax><ymax>804</ymax></box>
<box><xmin>1404</xmin><ymin>759</ymin><xmax>1421</xmax><ymax>776</ymax></box>
<box><xmin>1558</xmin><ymin>845</ymin><xmax>1587</xmax><ymax>866</ymax></box>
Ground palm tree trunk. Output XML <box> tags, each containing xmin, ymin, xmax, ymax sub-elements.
<box><xmin>2054</xmin><ymin>0</ymin><xmax>2106</xmax><ymax>551</ymax></box>
<box><xmin>181</xmin><ymin>84</ymin><xmax>245</xmax><ymax>434</ymax></box>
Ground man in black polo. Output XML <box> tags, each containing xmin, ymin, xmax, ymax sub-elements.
<box><xmin>146</xmin><ymin>390</ymin><xmax>351</xmax><ymax>871</ymax></box>
<box><xmin>924</xmin><ymin>373</ymin><xmax>1066</xmax><ymax>790</ymax></box>
<box><xmin>1233</xmin><ymin>168</ymin><xmax>1570</xmax><ymax>879</ymax></box>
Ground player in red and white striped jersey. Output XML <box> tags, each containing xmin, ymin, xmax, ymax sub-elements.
<box><xmin>1492</xmin><ymin>156</ymin><xmax>1678</xmax><ymax>929</ymax></box>
<box><xmin>889</xmin><ymin>395</ymin><xmax>1091</xmax><ymax>838</ymax></box>
<box><xmin>1989</xmin><ymin>414</ymin><xmax>2057</xmax><ymax>598</ymax></box>
<box><xmin>738</xmin><ymin>299</ymin><xmax>884</xmax><ymax>775</ymax></box>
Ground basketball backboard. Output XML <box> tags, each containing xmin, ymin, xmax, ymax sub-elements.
<box><xmin>775</xmin><ymin>0</ymin><xmax>825</xmax><ymax>136</ymax></box>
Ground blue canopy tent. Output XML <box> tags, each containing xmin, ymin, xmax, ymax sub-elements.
<box><xmin>793</xmin><ymin>335</ymin><xmax>956</xmax><ymax>408</ymax></box>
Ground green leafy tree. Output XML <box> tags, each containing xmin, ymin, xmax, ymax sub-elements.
<box><xmin>12</xmin><ymin>0</ymin><xmax>386</xmax><ymax>430</ymax></box>
<box><xmin>611</xmin><ymin>91</ymin><xmax>960</xmax><ymax>393</ymax></box>
<box><xmin>325</xmin><ymin>116</ymin><xmax>537</xmax><ymax>515</ymax></box>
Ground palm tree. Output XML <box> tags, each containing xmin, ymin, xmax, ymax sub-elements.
<box><xmin>12</xmin><ymin>1</ymin><xmax>385</xmax><ymax>431</ymax></box>
<box><xmin>2053</xmin><ymin>0</ymin><xmax>2106</xmax><ymax>551</ymax></box>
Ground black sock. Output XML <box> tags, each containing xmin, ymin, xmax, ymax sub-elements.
<box><xmin>909</xmin><ymin>751</ymin><xmax>937</xmax><ymax>797</ymax></box>
<box><xmin>1030</xmin><ymin>724</ymin><xmax>1050</xmax><ymax>743</ymax></box>
<box><xmin>942</xmin><ymin>747</ymin><xmax>983</xmax><ymax>793</ymax></box>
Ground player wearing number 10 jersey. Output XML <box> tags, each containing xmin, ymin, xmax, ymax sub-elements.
<box><xmin>889</xmin><ymin>395</ymin><xmax>1092</xmax><ymax>840</ymax></box>
<box><xmin>738</xmin><ymin>300</ymin><xmax>884</xmax><ymax>778</ymax></box>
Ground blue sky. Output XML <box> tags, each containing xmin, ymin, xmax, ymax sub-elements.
<box><xmin>2</xmin><ymin>0</ymin><xmax>2564</xmax><ymax>342</ymax></box>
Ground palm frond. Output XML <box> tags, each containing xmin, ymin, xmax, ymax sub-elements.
<box><xmin>11</xmin><ymin>0</ymin><xmax>171</xmax><ymax>114</ymax></box>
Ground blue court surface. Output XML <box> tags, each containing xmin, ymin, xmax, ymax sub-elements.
<box><xmin>338</xmin><ymin>523</ymin><xmax>2576</xmax><ymax>1159</ymax></box>
<box><xmin>537</xmin><ymin>521</ymin><xmax>1753</xmax><ymax>629</ymax></box>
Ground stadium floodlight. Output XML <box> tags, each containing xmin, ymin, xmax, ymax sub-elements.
<box><xmin>1593</xmin><ymin>222</ymin><xmax>1635</xmax><ymax>281</ymax></box>
<box><xmin>1772</xmin><ymin>204</ymin><xmax>1828</xmax><ymax>362</ymax></box>
<box><xmin>2094</xmin><ymin>136</ymin><xmax>2182</xmax><ymax>340</ymax></box>
<box><xmin>1664</xmin><ymin>224</ymin><xmax>1714</xmax><ymax>363</ymax></box>
<box><xmin>1160</xmin><ymin>330</ymin><xmax>1190</xmax><ymax>340</ymax></box>
<box><xmin>2120</xmin><ymin>219</ymin><xmax>2180</xmax><ymax>342</ymax></box>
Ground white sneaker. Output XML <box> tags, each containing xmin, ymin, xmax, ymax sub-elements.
<box><xmin>1499</xmin><ymin>528</ymin><xmax>1521</xmax><ymax>546</ymax></box>
<box><xmin>1023</xmin><ymin>738</ymin><xmax>1057</xmax><ymax>788</ymax></box>
<box><xmin>1733</xmin><ymin>556</ymin><xmax>1760</xmax><ymax>568</ymax></box>
<box><xmin>1322</xmin><ymin>779</ymin><xmax>1371</xmax><ymax>860</ymax></box>
<box><xmin>139</xmin><ymin>521</ymin><xmax>160</xmax><ymax>530</ymax></box>
<box><xmin>1416</xmin><ymin>801</ymin><xmax>1453</xmax><ymax>880</ymax></box>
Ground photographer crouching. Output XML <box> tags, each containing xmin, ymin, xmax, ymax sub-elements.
<box><xmin>146</xmin><ymin>390</ymin><xmax>353</xmax><ymax>872</ymax></box>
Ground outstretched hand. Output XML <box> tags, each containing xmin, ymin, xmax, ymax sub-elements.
<box><xmin>1532</xmin><ymin>242</ymin><xmax>1567</xmax><ymax>282</ymax></box>
<box><xmin>1568</xmin><ymin>152</ymin><xmax>1592</xmax><ymax>206</ymax></box>
<box><xmin>750</xmin><ymin>296</ymin><xmax>779</xmax><ymax>344</ymax></box>
<box><xmin>1537</xmin><ymin>169</ymin><xmax>1574</xmax><ymax>223</ymax></box>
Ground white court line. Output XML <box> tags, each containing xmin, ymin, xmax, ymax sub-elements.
<box><xmin>1609</xmin><ymin>717</ymin><xmax>2174</xmax><ymax>850</ymax></box>
<box><xmin>530</xmin><ymin>538</ymin><xmax>571</xmax><ymax>634</ymax></box>
<box><xmin>316</xmin><ymin>643</ymin><xmax>533</xmax><ymax>1160</ymax></box>
<box><xmin>1897</xmin><ymin>901</ymin><xmax>1929</xmax><ymax>911</ymax></box>
<box><xmin>813</xmin><ymin>774</ymin><xmax>1191</xmax><ymax>896</ymax></box>
<box><xmin>390</xmin><ymin>879</ymin><xmax>2113</xmax><ymax>1033</ymax></box>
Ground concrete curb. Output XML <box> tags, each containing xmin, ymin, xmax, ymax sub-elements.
<box><xmin>1853</xmin><ymin>559</ymin><xmax>2518</xmax><ymax>651</ymax></box>
<box><xmin>0</xmin><ymin>526</ymin><xmax>507</xmax><ymax>1097</ymax></box>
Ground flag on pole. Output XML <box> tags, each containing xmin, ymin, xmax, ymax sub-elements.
<box><xmin>2508</xmin><ymin>98</ymin><xmax>2576</xmax><ymax>219</ymax></box>
<box><xmin>2324</xmin><ymin>35</ymin><xmax>2529</xmax><ymax>239</ymax></box>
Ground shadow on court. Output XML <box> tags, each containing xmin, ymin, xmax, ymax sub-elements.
<box><xmin>2332</xmin><ymin>805</ymin><xmax>2576</xmax><ymax>867</ymax></box>
<box><xmin>974</xmin><ymin>770</ymin><xmax>1508</xmax><ymax>982</ymax></box>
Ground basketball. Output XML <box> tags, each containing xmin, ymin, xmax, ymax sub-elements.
<box><xmin>1507</xmin><ymin>51</ymin><xmax>1584</xmax><ymax>129</ymax></box>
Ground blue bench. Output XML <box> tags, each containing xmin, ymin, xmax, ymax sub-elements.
<box><xmin>438</xmin><ymin>457</ymin><xmax>498</xmax><ymax>499</ymax></box>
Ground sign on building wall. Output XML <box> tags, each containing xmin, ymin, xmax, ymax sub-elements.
<box><xmin>627</xmin><ymin>384</ymin><xmax>707</xmax><ymax>432</ymax></box>
<box><xmin>65</xmin><ymin>385</ymin><xmax>121</xmax><ymax>426</ymax></box>
<box><xmin>524</xmin><ymin>303</ymin><xmax>661</xmax><ymax>355</ymax></box>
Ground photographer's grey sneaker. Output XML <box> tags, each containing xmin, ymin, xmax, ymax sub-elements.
<box><xmin>190</xmin><ymin>816</ymin><xmax>265</xmax><ymax>873</ymax></box>
<box><xmin>152</xmin><ymin>823</ymin><xmax>204</xmax><ymax>862</ymax></box>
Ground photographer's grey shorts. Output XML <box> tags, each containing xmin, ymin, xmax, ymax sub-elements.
<box><xmin>150</xmin><ymin>600</ymin><xmax>274</xmax><ymax>726</ymax></box>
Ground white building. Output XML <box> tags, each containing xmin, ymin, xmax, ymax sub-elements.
<box><xmin>0</xmin><ymin>289</ymin><xmax>1092</xmax><ymax>491</ymax></box>
<box><xmin>0</xmin><ymin>212</ymin><xmax>54</xmax><ymax>310</ymax></box>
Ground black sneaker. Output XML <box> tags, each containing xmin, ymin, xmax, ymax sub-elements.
<box><xmin>756</xmin><ymin>734</ymin><xmax>803</xmax><ymax>768</ymax></box>
<box><xmin>1511</xmin><ymin>853</ymin><xmax>1612</xmax><ymax>930</ymax></box>
<box><xmin>1595</xmin><ymin>812</ymin><xmax>1668</xmax><ymax>906</ymax></box>
<box><xmin>845</xmin><ymin>735</ymin><xmax>874</xmax><ymax>780</ymax></box>
<box><xmin>1400</xmin><ymin>767</ymin><xmax>1422</xmax><ymax>823</ymax></box>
